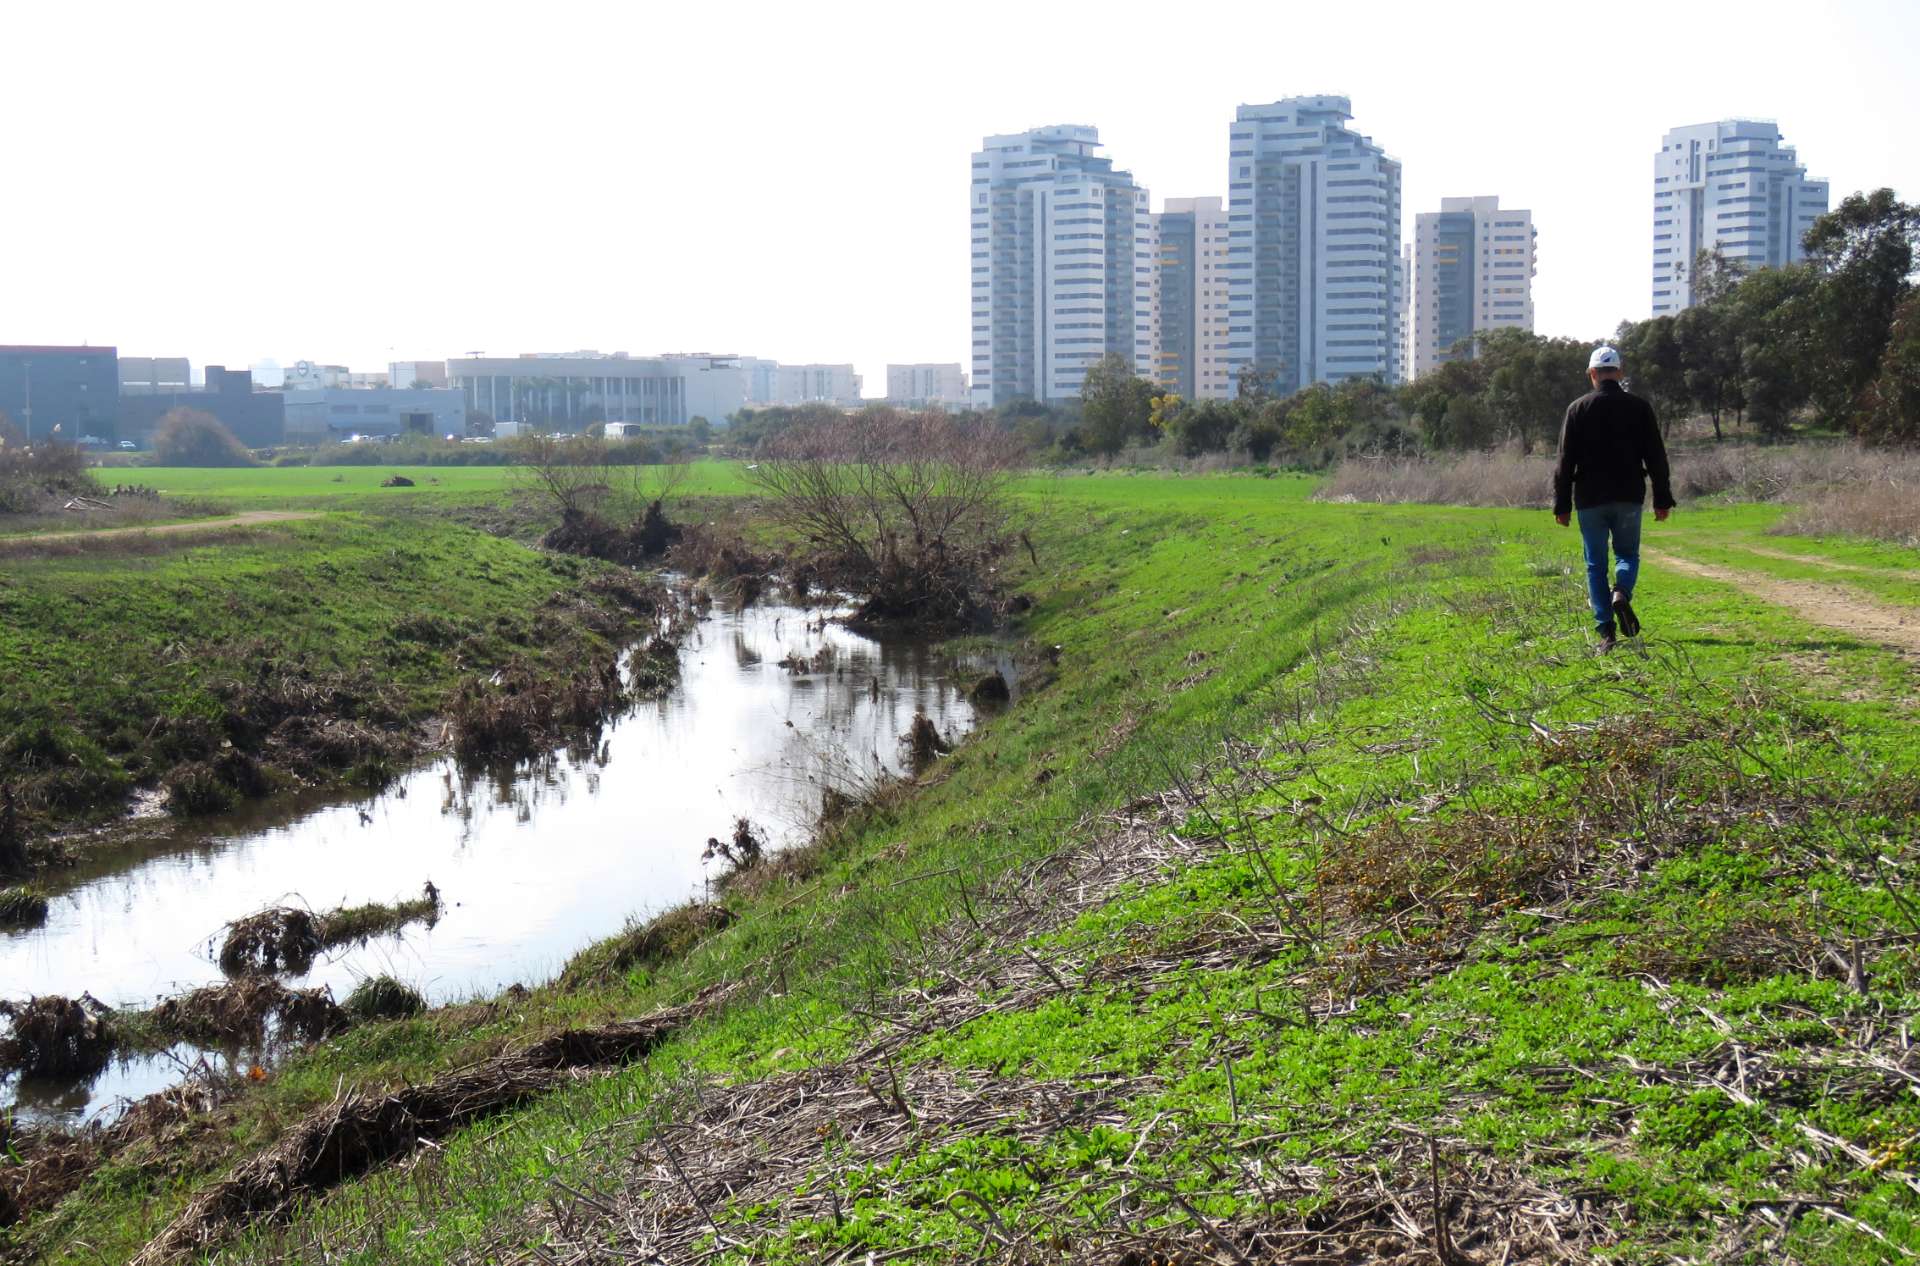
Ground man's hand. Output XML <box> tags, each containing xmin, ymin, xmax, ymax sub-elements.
<box><xmin>1655</xmin><ymin>507</ymin><xmax>1671</xmax><ymax>522</ymax></box>
<box><xmin>1555</xmin><ymin>513</ymin><xmax>1570</xmax><ymax>527</ymax></box>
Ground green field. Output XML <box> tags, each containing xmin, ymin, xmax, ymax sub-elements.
<box><xmin>131</xmin><ymin>459</ymin><xmax>755</xmax><ymax>508</ymax></box>
<box><xmin>11</xmin><ymin>469</ymin><xmax>1920</xmax><ymax>1263</ymax></box>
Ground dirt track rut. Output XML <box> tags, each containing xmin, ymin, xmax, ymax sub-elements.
<box><xmin>0</xmin><ymin>510</ymin><xmax>320</xmax><ymax>548</ymax></box>
<box><xmin>1649</xmin><ymin>548</ymin><xmax>1920</xmax><ymax>660</ymax></box>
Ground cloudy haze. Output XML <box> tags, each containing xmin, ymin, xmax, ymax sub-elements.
<box><xmin>3</xmin><ymin>0</ymin><xmax>1914</xmax><ymax>391</ymax></box>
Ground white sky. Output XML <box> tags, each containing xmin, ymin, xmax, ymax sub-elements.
<box><xmin>2</xmin><ymin>0</ymin><xmax>1914</xmax><ymax>395</ymax></box>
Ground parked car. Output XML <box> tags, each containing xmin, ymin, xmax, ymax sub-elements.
<box><xmin>118</xmin><ymin>440</ymin><xmax>138</xmax><ymax>451</ymax></box>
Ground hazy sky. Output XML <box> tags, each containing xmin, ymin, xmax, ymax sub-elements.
<box><xmin>3</xmin><ymin>1</ymin><xmax>1915</xmax><ymax>394</ymax></box>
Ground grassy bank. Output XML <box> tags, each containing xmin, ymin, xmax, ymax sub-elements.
<box><xmin>0</xmin><ymin>512</ymin><xmax>656</xmax><ymax>847</ymax></box>
<box><xmin>11</xmin><ymin>472</ymin><xmax>1920</xmax><ymax>1262</ymax></box>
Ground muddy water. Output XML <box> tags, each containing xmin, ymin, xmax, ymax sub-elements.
<box><xmin>2</xmin><ymin>600</ymin><xmax>990</xmax><ymax>1124</ymax></box>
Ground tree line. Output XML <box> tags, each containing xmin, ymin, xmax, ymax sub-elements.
<box><xmin>1030</xmin><ymin>188</ymin><xmax>1920</xmax><ymax>464</ymax></box>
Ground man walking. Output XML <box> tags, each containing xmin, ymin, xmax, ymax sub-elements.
<box><xmin>1553</xmin><ymin>346</ymin><xmax>1675</xmax><ymax>651</ymax></box>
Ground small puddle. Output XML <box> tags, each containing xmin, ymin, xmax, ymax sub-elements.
<box><xmin>2</xmin><ymin>599</ymin><xmax>1002</xmax><ymax>1125</ymax></box>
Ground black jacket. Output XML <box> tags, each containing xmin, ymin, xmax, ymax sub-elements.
<box><xmin>1552</xmin><ymin>380</ymin><xmax>1674</xmax><ymax>516</ymax></box>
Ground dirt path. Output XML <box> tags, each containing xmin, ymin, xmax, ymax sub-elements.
<box><xmin>1649</xmin><ymin>548</ymin><xmax>1920</xmax><ymax>659</ymax></box>
<box><xmin>0</xmin><ymin>510</ymin><xmax>320</xmax><ymax>548</ymax></box>
<box><xmin>1736</xmin><ymin>543</ymin><xmax>1920</xmax><ymax>581</ymax></box>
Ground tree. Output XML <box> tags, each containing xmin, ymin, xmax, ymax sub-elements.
<box><xmin>1727</xmin><ymin>266</ymin><xmax>1818</xmax><ymax>439</ymax></box>
<box><xmin>1235</xmin><ymin>364</ymin><xmax>1279</xmax><ymax>404</ymax></box>
<box><xmin>1079</xmin><ymin>354</ymin><xmax>1155</xmax><ymax>456</ymax></box>
<box><xmin>1615</xmin><ymin>316</ymin><xmax>1689</xmax><ymax>434</ymax></box>
<box><xmin>1477</xmin><ymin>329</ymin><xmax>1589</xmax><ymax>453</ymax></box>
<box><xmin>1690</xmin><ymin>246</ymin><xmax>1749</xmax><ymax>307</ymax></box>
<box><xmin>1673</xmin><ymin>303</ymin><xmax>1745</xmax><ymax>439</ymax></box>
<box><xmin>152</xmin><ymin>409</ymin><xmax>257</xmax><ymax>467</ymax></box>
<box><xmin>1856</xmin><ymin>291</ymin><xmax>1920</xmax><ymax>445</ymax></box>
<box><xmin>513</xmin><ymin>433</ymin><xmax>613</xmax><ymax>516</ymax></box>
<box><xmin>1398</xmin><ymin>357</ymin><xmax>1490</xmax><ymax>450</ymax></box>
<box><xmin>1801</xmin><ymin>189</ymin><xmax>1920</xmax><ymax>431</ymax></box>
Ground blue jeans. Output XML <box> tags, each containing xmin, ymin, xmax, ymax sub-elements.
<box><xmin>1576</xmin><ymin>502</ymin><xmax>1642</xmax><ymax>634</ymax></box>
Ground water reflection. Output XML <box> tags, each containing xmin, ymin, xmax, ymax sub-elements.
<box><xmin>1</xmin><ymin>600</ymin><xmax>982</xmax><ymax>1124</ymax></box>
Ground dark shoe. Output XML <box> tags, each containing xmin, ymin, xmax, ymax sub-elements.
<box><xmin>1598</xmin><ymin>634</ymin><xmax>1617</xmax><ymax>655</ymax></box>
<box><xmin>1611</xmin><ymin>589</ymin><xmax>1641</xmax><ymax>638</ymax></box>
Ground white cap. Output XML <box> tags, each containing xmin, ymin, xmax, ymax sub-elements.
<box><xmin>1589</xmin><ymin>346</ymin><xmax>1622</xmax><ymax>371</ymax></box>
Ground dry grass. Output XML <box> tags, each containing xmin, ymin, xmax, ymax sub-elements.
<box><xmin>145</xmin><ymin>979</ymin><xmax>347</xmax><ymax>1047</ymax></box>
<box><xmin>1319</xmin><ymin>441</ymin><xmax>1920</xmax><ymax>514</ymax></box>
<box><xmin>1777</xmin><ymin>477</ymin><xmax>1920</xmax><ymax>548</ymax></box>
<box><xmin>1317</xmin><ymin>451</ymin><xmax>1553</xmax><ymax>508</ymax></box>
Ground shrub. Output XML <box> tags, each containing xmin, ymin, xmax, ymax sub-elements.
<box><xmin>344</xmin><ymin>975</ymin><xmax>426</xmax><ymax>1021</ymax></box>
<box><xmin>0</xmin><ymin>439</ymin><xmax>100</xmax><ymax>512</ymax></box>
<box><xmin>152</xmin><ymin>408</ymin><xmax>257</xmax><ymax>467</ymax></box>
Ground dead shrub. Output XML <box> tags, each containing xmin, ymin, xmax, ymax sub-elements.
<box><xmin>903</xmin><ymin>712</ymin><xmax>952</xmax><ymax>772</ymax></box>
<box><xmin>451</xmin><ymin>654</ymin><xmax>627</xmax><ymax>765</ymax></box>
<box><xmin>0</xmin><ymin>440</ymin><xmax>100</xmax><ymax>514</ymax></box>
<box><xmin>0</xmin><ymin>996</ymin><xmax>113</xmax><ymax>1077</ymax></box>
<box><xmin>968</xmin><ymin>670</ymin><xmax>1012</xmax><ymax>706</ymax></box>
<box><xmin>218</xmin><ymin>908</ymin><xmax>324</xmax><ymax>975</ymax></box>
<box><xmin>745</xmin><ymin>408</ymin><xmax>1023</xmax><ymax>631</ymax></box>
<box><xmin>702</xmin><ymin>817</ymin><xmax>766</xmax><ymax>876</ymax></box>
<box><xmin>147</xmin><ymin>978</ymin><xmax>346</xmax><ymax>1046</ymax></box>
<box><xmin>218</xmin><ymin>885</ymin><xmax>443</xmax><ymax>976</ymax></box>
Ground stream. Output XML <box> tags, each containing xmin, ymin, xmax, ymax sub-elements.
<box><xmin>1</xmin><ymin>598</ymin><xmax>994</xmax><ymax>1125</ymax></box>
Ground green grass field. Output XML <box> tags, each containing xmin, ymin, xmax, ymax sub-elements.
<box><xmin>10</xmin><ymin>469</ymin><xmax>1920</xmax><ymax>1263</ymax></box>
<box><xmin>130</xmin><ymin>459</ymin><xmax>755</xmax><ymax>508</ymax></box>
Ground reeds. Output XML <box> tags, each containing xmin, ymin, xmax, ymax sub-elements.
<box><xmin>0</xmin><ymin>884</ymin><xmax>49</xmax><ymax>927</ymax></box>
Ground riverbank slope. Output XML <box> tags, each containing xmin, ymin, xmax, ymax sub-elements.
<box><xmin>0</xmin><ymin>512</ymin><xmax>661</xmax><ymax>855</ymax></box>
<box><xmin>12</xmin><ymin>472</ymin><xmax>1920</xmax><ymax>1263</ymax></box>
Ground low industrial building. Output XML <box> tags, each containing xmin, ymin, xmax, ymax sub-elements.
<box><xmin>282</xmin><ymin>386</ymin><xmax>466</xmax><ymax>443</ymax></box>
<box><xmin>447</xmin><ymin>353</ymin><xmax>694</xmax><ymax>427</ymax></box>
<box><xmin>116</xmin><ymin>366</ymin><xmax>286</xmax><ymax>448</ymax></box>
<box><xmin>388</xmin><ymin>360</ymin><xmax>448</xmax><ymax>389</ymax></box>
<box><xmin>0</xmin><ymin>345</ymin><xmax>118</xmax><ymax>441</ymax></box>
<box><xmin>119</xmin><ymin>356</ymin><xmax>192</xmax><ymax>396</ymax></box>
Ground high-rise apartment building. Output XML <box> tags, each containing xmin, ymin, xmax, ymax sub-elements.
<box><xmin>1652</xmin><ymin>120</ymin><xmax>1827</xmax><ymax>314</ymax></box>
<box><xmin>970</xmin><ymin>125</ymin><xmax>1156</xmax><ymax>408</ymax></box>
<box><xmin>1408</xmin><ymin>196</ymin><xmax>1536</xmax><ymax>379</ymax></box>
<box><xmin>1153</xmin><ymin>197</ymin><xmax>1233</xmax><ymax>400</ymax></box>
<box><xmin>1224</xmin><ymin>97</ymin><xmax>1403</xmax><ymax>395</ymax></box>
